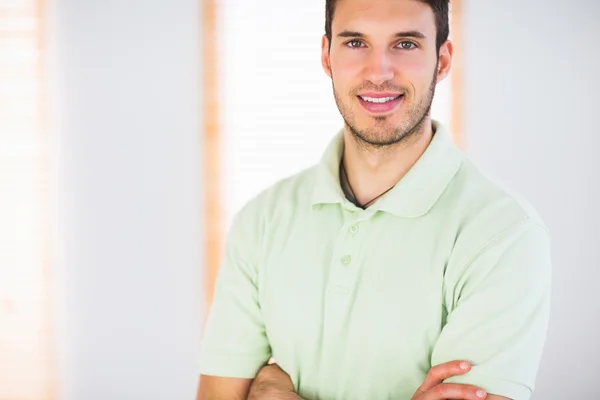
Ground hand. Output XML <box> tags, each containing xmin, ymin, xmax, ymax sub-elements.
<box><xmin>411</xmin><ymin>360</ymin><xmax>487</xmax><ymax>400</ymax></box>
<box><xmin>248</xmin><ymin>363</ymin><xmax>303</xmax><ymax>400</ymax></box>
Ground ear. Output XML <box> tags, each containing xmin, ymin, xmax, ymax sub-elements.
<box><xmin>321</xmin><ymin>34</ymin><xmax>332</xmax><ymax>78</ymax></box>
<box><xmin>436</xmin><ymin>40</ymin><xmax>453</xmax><ymax>83</ymax></box>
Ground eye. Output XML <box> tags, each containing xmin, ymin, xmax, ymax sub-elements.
<box><xmin>397</xmin><ymin>41</ymin><xmax>417</xmax><ymax>50</ymax></box>
<box><xmin>345</xmin><ymin>39</ymin><xmax>364</xmax><ymax>49</ymax></box>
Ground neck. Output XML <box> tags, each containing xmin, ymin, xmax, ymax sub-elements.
<box><xmin>342</xmin><ymin>119</ymin><xmax>434</xmax><ymax>207</ymax></box>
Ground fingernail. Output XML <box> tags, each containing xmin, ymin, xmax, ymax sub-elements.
<box><xmin>459</xmin><ymin>362</ymin><xmax>470</xmax><ymax>370</ymax></box>
<box><xmin>476</xmin><ymin>389</ymin><xmax>487</xmax><ymax>398</ymax></box>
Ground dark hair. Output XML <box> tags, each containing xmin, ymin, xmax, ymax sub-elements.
<box><xmin>325</xmin><ymin>0</ymin><xmax>450</xmax><ymax>53</ymax></box>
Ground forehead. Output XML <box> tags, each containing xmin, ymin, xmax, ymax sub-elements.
<box><xmin>332</xmin><ymin>0</ymin><xmax>436</xmax><ymax>37</ymax></box>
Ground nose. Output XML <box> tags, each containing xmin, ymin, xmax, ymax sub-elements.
<box><xmin>364</xmin><ymin>49</ymin><xmax>394</xmax><ymax>86</ymax></box>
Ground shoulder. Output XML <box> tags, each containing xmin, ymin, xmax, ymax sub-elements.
<box><xmin>231</xmin><ymin>164</ymin><xmax>321</xmax><ymax>233</ymax></box>
<box><xmin>451</xmin><ymin>154</ymin><xmax>547</xmax><ymax>230</ymax></box>
<box><xmin>443</xmin><ymin>155</ymin><xmax>550</xmax><ymax>269</ymax></box>
<box><xmin>440</xmin><ymin>156</ymin><xmax>552</xmax><ymax>313</ymax></box>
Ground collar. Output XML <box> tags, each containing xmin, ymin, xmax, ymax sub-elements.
<box><xmin>309</xmin><ymin>120</ymin><xmax>464</xmax><ymax>218</ymax></box>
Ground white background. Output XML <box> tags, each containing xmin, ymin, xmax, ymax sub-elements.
<box><xmin>51</xmin><ymin>0</ymin><xmax>203</xmax><ymax>398</ymax></box>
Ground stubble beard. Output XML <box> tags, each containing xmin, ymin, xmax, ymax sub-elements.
<box><xmin>332</xmin><ymin>63</ymin><xmax>439</xmax><ymax>149</ymax></box>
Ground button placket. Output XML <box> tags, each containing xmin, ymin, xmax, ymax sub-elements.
<box><xmin>326</xmin><ymin>223</ymin><xmax>356</xmax><ymax>294</ymax></box>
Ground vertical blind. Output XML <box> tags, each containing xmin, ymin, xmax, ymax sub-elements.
<box><xmin>0</xmin><ymin>0</ymin><xmax>55</xmax><ymax>398</ymax></box>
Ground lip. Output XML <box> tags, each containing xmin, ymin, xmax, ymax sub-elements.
<box><xmin>357</xmin><ymin>93</ymin><xmax>404</xmax><ymax>114</ymax></box>
<box><xmin>357</xmin><ymin>92</ymin><xmax>402</xmax><ymax>98</ymax></box>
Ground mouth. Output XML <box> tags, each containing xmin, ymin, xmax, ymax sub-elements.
<box><xmin>357</xmin><ymin>93</ymin><xmax>404</xmax><ymax>115</ymax></box>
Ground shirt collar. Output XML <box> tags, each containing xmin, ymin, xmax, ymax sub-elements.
<box><xmin>310</xmin><ymin>120</ymin><xmax>464</xmax><ymax>218</ymax></box>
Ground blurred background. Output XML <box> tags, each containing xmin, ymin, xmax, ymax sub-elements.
<box><xmin>0</xmin><ymin>0</ymin><xmax>598</xmax><ymax>399</ymax></box>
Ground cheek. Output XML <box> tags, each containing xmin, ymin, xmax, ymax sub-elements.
<box><xmin>392</xmin><ymin>54</ymin><xmax>434</xmax><ymax>79</ymax></box>
<box><xmin>331</xmin><ymin>70</ymin><xmax>358</xmax><ymax>96</ymax></box>
<box><xmin>330</xmin><ymin>52</ymin><xmax>364</xmax><ymax>82</ymax></box>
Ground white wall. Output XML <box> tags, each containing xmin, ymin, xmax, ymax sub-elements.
<box><xmin>218</xmin><ymin>0</ymin><xmax>452</xmax><ymax>228</ymax></box>
<box><xmin>462</xmin><ymin>0</ymin><xmax>600</xmax><ymax>398</ymax></box>
<box><xmin>50</xmin><ymin>0</ymin><xmax>204</xmax><ymax>399</ymax></box>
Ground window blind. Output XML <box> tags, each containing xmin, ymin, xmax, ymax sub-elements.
<box><xmin>0</xmin><ymin>0</ymin><xmax>55</xmax><ymax>398</ymax></box>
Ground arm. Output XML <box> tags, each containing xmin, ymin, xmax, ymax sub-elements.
<box><xmin>196</xmin><ymin>375</ymin><xmax>252</xmax><ymax>400</ymax></box>
<box><xmin>247</xmin><ymin>364</ymin><xmax>304</xmax><ymax>400</ymax></box>
<box><xmin>195</xmin><ymin>360</ymin><xmax>290</xmax><ymax>400</ymax></box>
<box><xmin>194</xmin><ymin>370</ymin><xmax>512</xmax><ymax>400</ymax></box>
<box><xmin>247</xmin><ymin>361</ymin><xmax>501</xmax><ymax>400</ymax></box>
<box><xmin>196</xmin><ymin>205</ymin><xmax>272</xmax><ymax>398</ymax></box>
<box><xmin>432</xmin><ymin>220</ymin><xmax>551</xmax><ymax>400</ymax></box>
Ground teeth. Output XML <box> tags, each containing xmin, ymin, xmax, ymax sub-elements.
<box><xmin>360</xmin><ymin>95</ymin><xmax>400</xmax><ymax>103</ymax></box>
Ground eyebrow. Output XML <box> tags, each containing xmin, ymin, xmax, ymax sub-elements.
<box><xmin>337</xmin><ymin>30</ymin><xmax>427</xmax><ymax>39</ymax></box>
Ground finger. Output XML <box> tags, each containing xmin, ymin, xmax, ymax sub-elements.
<box><xmin>417</xmin><ymin>360</ymin><xmax>472</xmax><ymax>392</ymax></box>
<box><xmin>425</xmin><ymin>383</ymin><xmax>487</xmax><ymax>400</ymax></box>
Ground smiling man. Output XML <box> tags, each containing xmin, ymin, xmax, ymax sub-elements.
<box><xmin>196</xmin><ymin>1</ymin><xmax>551</xmax><ymax>400</ymax></box>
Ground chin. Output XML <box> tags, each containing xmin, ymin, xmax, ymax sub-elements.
<box><xmin>352</xmin><ymin>129</ymin><xmax>400</xmax><ymax>146</ymax></box>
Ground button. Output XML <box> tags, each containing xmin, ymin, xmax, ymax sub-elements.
<box><xmin>349</xmin><ymin>225</ymin><xmax>359</xmax><ymax>234</ymax></box>
<box><xmin>341</xmin><ymin>255</ymin><xmax>351</xmax><ymax>265</ymax></box>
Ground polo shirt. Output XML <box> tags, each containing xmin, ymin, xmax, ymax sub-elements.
<box><xmin>199</xmin><ymin>121</ymin><xmax>551</xmax><ymax>400</ymax></box>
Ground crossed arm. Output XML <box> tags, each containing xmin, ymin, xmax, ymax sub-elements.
<box><xmin>196</xmin><ymin>362</ymin><xmax>512</xmax><ymax>400</ymax></box>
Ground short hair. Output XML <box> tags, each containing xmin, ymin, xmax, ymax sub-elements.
<box><xmin>325</xmin><ymin>0</ymin><xmax>450</xmax><ymax>52</ymax></box>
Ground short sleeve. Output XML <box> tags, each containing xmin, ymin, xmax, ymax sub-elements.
<box><xmin>432</xmin><ymin>221</ymin><xmax>551</xmax><ymax>400</ymax></box>
<box><xmin>198</xmin><ymin>206</ymin><xmax>271</xmax><ymax>378</ymax></box>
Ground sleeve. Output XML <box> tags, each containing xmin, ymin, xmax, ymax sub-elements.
<box><xmin>198</xmin><ymin>206</ymin><xmax>271</xmax><ymax>378</ymax></box>
<box><xmin>431</xmin><ymin>220</ymin><xmax>552</xmax><ymax>400</ymax></box>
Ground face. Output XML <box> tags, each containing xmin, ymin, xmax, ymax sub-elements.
<box><xmin>322</xmin><ymin>0</ymin><xmax>452</xmax><ymax>146</ymax></box>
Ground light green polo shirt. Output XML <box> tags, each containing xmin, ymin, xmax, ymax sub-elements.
<box><xmin>199</xmin><ymin>121</ymin><xmax>551</xmax><ymax>400</ymax></box>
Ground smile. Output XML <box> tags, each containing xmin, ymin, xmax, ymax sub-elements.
<box><xmin>357</xmin><ymin>93</ymin><xmax>404</xmax><ymax>114</ymax></box>
<box><xmin>359</xmin><ymin>95</ymin><xmax>402</xmax><ymax>103</ymax></box>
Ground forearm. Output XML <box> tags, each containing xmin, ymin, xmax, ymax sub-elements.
<box><xmin>247</xmin><ymin>381</ymin><xmax>303</xmax><ymax>400</ymax></box>
<box><xmin>247</xmin><ymin>364</ymin><xmax>306</xmax><ymax>400</ymax></box>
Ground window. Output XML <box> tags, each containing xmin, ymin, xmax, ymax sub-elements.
<box><xmin>0</xmin><ymin>0</ymin><xmax>55</xmax><ymax>398</ymax></box>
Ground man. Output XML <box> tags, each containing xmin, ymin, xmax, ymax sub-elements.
<box><xmin>196</xmin><ymin>0</ymin><xmax>551</xmax><ymax>399</ymax></box>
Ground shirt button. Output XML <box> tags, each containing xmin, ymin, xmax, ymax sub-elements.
<box><xmin>349</xmin><ymin>225</ymin><xmax>359</xmax><ymax>234</ymax></box>
<box><xmin>341</xmin><ymin>255</ymin><xmax>351</xmax><ymax>265</ymax></box>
